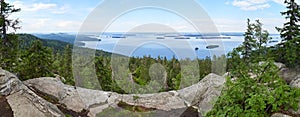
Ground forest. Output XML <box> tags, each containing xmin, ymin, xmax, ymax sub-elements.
<box><xmin>1</xmin><ymin>0</ymin><xmax>300</xmax><ymax>116</ymax></box>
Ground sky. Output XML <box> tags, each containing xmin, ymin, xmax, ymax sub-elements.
<box><xmin>6</xmin><ymin>0</ymin><xmax>294</xmax><ymax>34</ymax></box>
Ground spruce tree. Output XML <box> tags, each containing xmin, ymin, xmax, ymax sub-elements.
<box><xmin>18</xmin><ymin>40</ymin><xmax>54</xmax><ymax>80</ymax></box>
<box><xmin>61</xmin><ymin>44</ymin><xmax>74</xmax><ymax>85</ymax></box>
<box><xmin>253</xmin><ymin>20</ymin><xmax>270</xmax><ymax>60</ymax></box>
<box><xmin>276</xmin><ymin>0</ymin><xmax>300</xmax><ymax>67</ymax></box>
<box><xmin>277</xmin><ymin>0</ymin><xmax>300</xmax><ymax>42</ymax></box>
<box><xmin>0</xmin><ymin>0</ymin><xmax>20</xmax><ymax>71</ymax></box>
<box><xmin>240</xmin><ymin>19</ymin><xmax>256</xmax><ymax>64</ymax></box>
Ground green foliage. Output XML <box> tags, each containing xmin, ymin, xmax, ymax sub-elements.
<box><xmin>207</xmin><ymin>61</ymin><xmax>300</xmax><ymax>116</ymax></box>
<box><xmin>0</xmin><ymin>34</ymin><xmax>19</xmax><ymax>72</ymax></box>
<box><xmin>18</xmin><ymin>40</ymin><xmax>54</xmax><ymax>80</ymax></box>
<box><xmin>208</xmin><ymin>18</ymin><xmax>300</xmax><ymax>116</ymax></box>
<box><xmin>60</xmin><ymin>44</ymin><xmax>74</xmax><ymax>85</ymax></box>
<box><xmin>276</xmin><ymin>0</ymin><xmax>300</xmax><ymax>68</ymax></box>
<box><xmin>0</xmin><ymin>0</ymin><xmax>20</xmax><ymax>72</ymax></box>
<box><xmin>277</xmin><ymin>0</ymin><xmax>300</xmax><ymax>42</ymax></box>
<box><xmin>0</xmin><ymin>0</ymin><xmax>21</xmax><ymax>34</ymax></box>
<box><xmin>94</xmin><ymin>55</ymin><xmax>212</xmax><ymax>94</ymax></box>
<box><xmin>228</xmin><ymin>19</ymin><xmax>270</xmax><ymax>72</ymax></box>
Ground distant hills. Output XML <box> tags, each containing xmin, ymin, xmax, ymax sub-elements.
<box><xmin>32</xmin><ymin>33</ymin><xmax>99</xmax><ymax>44</ymax></box>
<box><xmin>17</xmin><ymin>34</ymin><xmax>112</xmax><ymax>57</ymax></box>
<box><xmin>32</xmin><ymin>33</ymin><xmax>76</xmax><ymax>44</ymax></box>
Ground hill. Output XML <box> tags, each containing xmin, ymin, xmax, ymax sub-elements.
<box><xmin>32</xmin><ymin>33</ymin><xmax>99</xmax><ymax>44</ymax></box>
<box><xmin>17</xmin><ymin>34</ymin><xmax>112</xmax><ymax>56</ymax></box>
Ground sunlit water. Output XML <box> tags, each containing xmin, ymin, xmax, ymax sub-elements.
<box><xmin>81</xmin><ymin>34</ymin><xmax>281</xmax><ymax>59</ymax></box>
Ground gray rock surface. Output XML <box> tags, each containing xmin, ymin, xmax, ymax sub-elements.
<box><xmin>0</xmin><ymin>69</ymin><xmax>24</xmax><ymax>96</ymax></box>
<box><xmin>271</xmin><ymin>113</ymin><xmax>292</xmax><ymax>117</ymax></box>
<box><xmin>24</xmin><ymin>73</ymin><xmax>225</xmax><ymax>116</ymax></box>
<box><xmin>177</xmin><ymin>73</ymin><xmax>225</xmax><ymax>114</ymax></box>
<box><xmin>288</xmin><ymin>74</ymin><xmax>300</xmax><ymax>115</ymax></box>
<box><xmin>290</xmin><ymin>74</ymin><xmax>300</xmax><ymax>87</ymax></box>
<box><xmin>279</xmin><ymin>68</ymin><xmax>300</xmax><ymax>84</ymax></box>
<box><xmin>0</xmin><ymin>69</ymin><xmax>65</xmax><ymax>117</ymax></box>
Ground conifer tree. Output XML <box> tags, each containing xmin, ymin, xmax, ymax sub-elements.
<box><xmin>277</xmin><ymin>0</ymin><xmax>300</xmax><ymax>42</ymax></box>
<box><xmin>61</xmin><ymin>44</ymin><xmax>74</xmax><ymax>85</ymax></box>
<box><xmin>241</xmin><ymin>19</ymin><xmax>256</xmax><ymax>63</ymax></box>
<box><xmin>0</xmin><ymin>0</ymin><xmax>20</xmax><ymax>71</ymax></box>
<box><xmin>276</xmin><ymin>0</ymin><xmax>300</xmax><ymax>67</ymax></box>
<box><xmin>253</xmin><ymin>20</ymin><xmax>270</xmax><ymax>60</ymax></box>
<box><xmin>18</xmin><ymin>40</ymin><xmax>54</xmax><ymax>80</ymax></box>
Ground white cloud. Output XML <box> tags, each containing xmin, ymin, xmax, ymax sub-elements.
<box><xmin>12</xmin><ymin>1</ymin><xmax>69</xmax><ymax>14</ymax></box>
<box><xmin>57</xmin><ymin>21</ymin><xmax>78</xmax><ymax>28</ymax></box>
<box><xmin>29</xmin><ymin>3</ymin><xmax>57</xmax><ymax>11</ymax></box>
<box><xmin>52</xmin><ymin>5</ymin><xmax>70</xmax><ymax>14</ymax></box>
<box><xmin>272</xmin><ymin>0</ymin><xmax>300</xmax><ymax>5</ymax></box>
<box><xmin>13</xmin><ymin>1</ymin><xmax>57</xmax><ymax>12</ymax></box>
<box><xmin>232</xmin><ymin>0</ymin><xmax>270</xmax><ymax>11</ymax></box>
<box><xmin>213</xmin><ymin>18</ymin><xmax>285</xmax><ymax>33</ymax></box>
<box><xmin>231</xmin><ymin>0</ymin><xmax>300</xmax><ymax>11</ymax></box>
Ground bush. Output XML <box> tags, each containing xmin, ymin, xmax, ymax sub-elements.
<box><xmin>206</xmin><ymin>61</ymin><xmax>300</xmax><ymax>116</ymax></box>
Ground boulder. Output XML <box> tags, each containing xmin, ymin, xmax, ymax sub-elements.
<box><xmin>119</xmin><ymin>92</ymin><xmax>186</xmax><ymax>111</ymax></box>
<box><xmin>0</xmin><ymin>69</ymin><xmax>24</xmax><ymax>96</ymax></box>
<box><xmin>290</xmin><ymin>75</ymin><xmax>300</xmax><ymax>88</ymax></box>
<box><xmin>279</xmin><ymin>68</ymin><xmax>300</xmax><ymax>84</ymax></box>
<box><xmin>0</xmin><ymin>69</ymin><xmax>65</xmax><ymax>117</ymax></box>
<box><xmin>274</xmin><ymin>62</ymin><xmax>286</xmax><ymax>70</ymax></box>
<box><xmin>24</xmin><ymin>73</ymin><xmax>225</xmax><ymax>116</ymax></box>
<box><xmin>271</xmin><ymin>113</ymin><xmax>292</xmax><ymax>117</ymax></box>
<box><xmin>177</xmin><ymin>73</ymin><xmax>225</xmax><ymax>114</ymax></box>
<box><xmin>288</xmin><ymin>74</ymin><xmax>300</xmax><ymax>115</ymax></box>
<box><xmin>24</xmin><ymin>77</ymin><xmax>114</xmax><ymax>117</ymax></box>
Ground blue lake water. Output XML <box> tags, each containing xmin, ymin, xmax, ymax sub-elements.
<box><xmin>81</xmin><ymin>34</ymin><xmax>281</xmax><ymax>59</ymax></box>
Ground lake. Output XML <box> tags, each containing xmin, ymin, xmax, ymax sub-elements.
<box><xmin>80</xmin><ymin>33</ymin><xmax>281</xmax><ymax>59</ymax></box>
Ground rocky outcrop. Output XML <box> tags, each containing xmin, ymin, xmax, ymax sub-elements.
<box><xmin>290</xmin><ymin>75</ymin><xmax>300</xmax><ymax>88</ymax></box>
<box><xmin>177</xmin><ymin>73</ymin><xmax>225</xmax><ymax>113</ymax></box>
<box><xmin>288</xmin><ymin>74</ymin><xmax>300</xmax><ymax>115</ymax></box>
<box><xmin>276</xmin><ymin>62</ymin><xmax>300</xmax><ymax>84</ymax></box>
<box><xmin>24</xmin><ymin>73</ymin><xmax>225</xmax><ymax>116</ymax></box>
<box><xmin>0</xmin><ymin>69</ymin><xmax>65</xmax><ymax>117</ymax></box>
<box><xmin>271</xmin><ymin>113</ymin><xmax>292</xmax><ymax>117</ymax></box>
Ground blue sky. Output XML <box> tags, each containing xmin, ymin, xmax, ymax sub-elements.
<box><xmin>7</xmin><ymin>0</ymin><xmax>292</xmax><ymax>33</ymax></box>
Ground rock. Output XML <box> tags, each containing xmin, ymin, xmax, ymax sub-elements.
<box><xmin>177</xmin><ymin>73</ymin><xmax>225</xmax><ymax>115</ymax></box>
<box><xmin>0</xmin><ymin>69</ymin><xmax>24</xmax><ymax>96</ymax></box>
<box><xmin>222</xmin><ymin>72</ymin><xmax>230</xmax><ymax>77</ymax></box>
<box><xmin>24</xmin><ymin>77</ymin><xmax>113</xmax><ymax>117</ymax></box>
<box><xmin>271</xmin><ymin>113</ymin><xmax>292</xmax><ymax>117</ymax></box>
<box><xmin>290</xmin><ymin>74</ymin><xmax>300</xmax><ymax>88</ymax></box>
<box><xmin>279</xmin><ymin>68</ymin><xmax>299</xmax><ymax>83</ymax></box>
<box><xmin>7</xmin><ymin>87</ymin><xmax>65</xmax><ymax>117</ymax></box>
<box><xmin>119</xmin><ymin>92</ymin><xmax>187</xmax><ymax>111</ymax></box>
<box><xmin>0</xmin><ymin>69</ymin><xmax>65</xmax><ymax>117</ymax></box>
<box><xmin>274</xmin><ymin>62</ymin><xmax>286</xmax><ymax>70</ymax></box>
<box><xmin>261</xmin><ymin>62</ymin><xmax>300</xmax><ymax>84</ymax></box>
<box><xmin>288</xmin><ymin>74</ymin><xmax>300</xmax><ymax>115</ymax></box>
<box><xmin>24</xmin><ymin>73</ymin><xmax>225</xmax><ymax>116</ymax></box>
